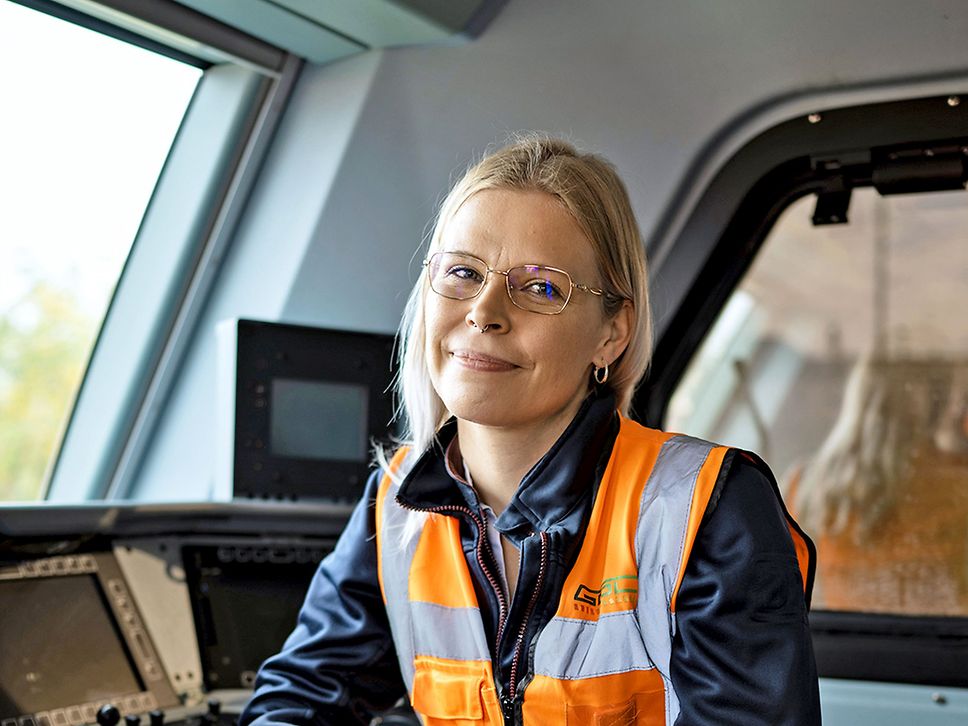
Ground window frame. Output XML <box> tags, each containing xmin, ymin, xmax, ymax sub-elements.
<box><xmin>633</xmin><ymin>93</ymin><xmax>968</xmax><ymax>686</ymax></box>
<box><xmin>23</xmin><ymin>0</ymin><xmax>305</xmax><ymax>502</ymax></box>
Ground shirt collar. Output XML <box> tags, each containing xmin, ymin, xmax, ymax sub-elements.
<box><xmin>395</xmin><ymin>388</ymin><xmax>619</xmax><ymax>538</ymax></box>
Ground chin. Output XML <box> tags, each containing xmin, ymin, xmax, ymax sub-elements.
<box><xmin>433</xmin><ymin>371</ymin><xmax>587</xmax><ymax>430</ymax></box>
<box><xmin>441</xmin><ymin>389</ymin><xmax>581</xmax><ymax>432</ymax></box>
<box><xmin>443</xmin><ymin>394</ymin><xmax>522</xmax><ymax>428</ymax></box>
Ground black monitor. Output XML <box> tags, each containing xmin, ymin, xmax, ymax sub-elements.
<box><xmin>217</xmin><ymin>320</ymin><xmax>396</xmax><ymax>502</ymax></box>
<box><xmin>0</xmin><ymin>554</ymin><xmax>177</xmax><ymax>725</ymax></box>
<box><xmin>182</xmin><ymin>543</ymin><xmax>330</xmax><ymax>690</ymax></box>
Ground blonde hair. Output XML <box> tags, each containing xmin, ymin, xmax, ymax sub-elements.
<box><xmin>793</xmin><ymin>356</ymin><xmax>954</xmax><ymax>540</ymax></box>
<box><xmin>377</xmin><ymin>135</ymin><xmax>652</xmax><ymax>478</ymax></box>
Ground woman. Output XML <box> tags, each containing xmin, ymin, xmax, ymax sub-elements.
<box><xmin>241</xmin><ymin>137</ymin><xmax>820</xmax><ymax>725</ymax></box>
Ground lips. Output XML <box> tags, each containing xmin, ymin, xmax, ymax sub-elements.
<box><xmin>450</xmin><ymin>349</ymin><xmax>519</xmax><ymax>372</ymax></box>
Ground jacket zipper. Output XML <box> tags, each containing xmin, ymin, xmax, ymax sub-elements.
<box><xmin>505</xmin><ymin>532</ymin><xmax>548</xmax><ymax>718</ymax></box>
<box><xmin>396</xmin><ymin>500</ymin><xmax>511</xmax><ymax>665</ymax></box>
<box><xmin>399</xmin><ymin>499</ymin><xmax>550</xmax><ymax>726</ymax></box>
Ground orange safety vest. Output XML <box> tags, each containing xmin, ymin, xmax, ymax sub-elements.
<box><xmin>375</xmin><ymin>416</ymin><xmax>813</xmax><ymax>724</ymax></box>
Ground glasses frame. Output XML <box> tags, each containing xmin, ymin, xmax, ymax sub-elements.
<box><xmin>423</xmin><ymin>251</ymin><xmax>608</xmax><ymax>315</ymax></box>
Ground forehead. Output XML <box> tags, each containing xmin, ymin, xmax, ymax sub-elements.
<box><xmin>440</xmin><ymin>188</ymin><xmax>598</xmax><ymax>274</ymax></box>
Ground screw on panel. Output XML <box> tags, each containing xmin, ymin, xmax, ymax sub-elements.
<box><xmin>947</xmin><ymin>96</ymin><xmax>961</xmax><ymax>107</ymax></box>
<box><xmin>808</xmin><ymin>113</ymin><xmax>823</xmax><ymax>124</ymax></box>
<box><xmin>931</xmin><ymin>692</ymin><xmax>948</xmax><ymax>705</ymax></box>
<box><xmin>924</xmin><ymin>149</ymin><xmax>935</xmax><ymax>157</ymax></box>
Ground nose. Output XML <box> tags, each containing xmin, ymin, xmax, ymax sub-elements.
<box><xmin>465</xmin><ymin>270</ymin><xmax>511</xmax><ymax>333</ymax></box>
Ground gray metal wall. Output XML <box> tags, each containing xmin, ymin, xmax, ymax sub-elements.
<box><xmin>132</xmin><ymin>0</ymin><xmax>968</xmax><ymax>499</ymax></box>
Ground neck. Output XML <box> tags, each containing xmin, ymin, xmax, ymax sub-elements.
<box><xmin>456</xmin><ymin>393</ymin><xmax>588</xmax><ymax>515</ymax></box>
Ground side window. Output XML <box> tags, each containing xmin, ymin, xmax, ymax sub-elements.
<box><xmin>667</xmin><ymin>188</ymin><xmax>968</xmax><ymax>617</ymax></box>
<box><xmin>0</xmin><ymin>2</ymin><xmax>201</xmax><ymax>501</ymax></box>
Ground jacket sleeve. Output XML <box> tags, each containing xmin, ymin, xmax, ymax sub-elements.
<box><xmin>670</xmin><ymin>453</ymin><xmax>822</xmax><ymax>726</ymax></box>
<box><xmin>240</xmin><ymin>469</ymin><xmax>406</xmax><ymax>726</ymax></box>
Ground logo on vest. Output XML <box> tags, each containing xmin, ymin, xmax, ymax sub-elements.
<box><xmin>572</xmin><ymin>574</ymin><xmax>638</xmax><ymax>614</ymax></box>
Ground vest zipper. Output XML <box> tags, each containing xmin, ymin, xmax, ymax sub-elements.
<box><xmin>507</xmin><ymin>530</ymin><xmax>548</xmax><ymax>711</ymax></box>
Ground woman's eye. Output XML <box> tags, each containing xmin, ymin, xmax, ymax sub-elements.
<box><xmin>446</xmin><ymin>265</ymin><xmax>484</xmax><ymax>282</ymax></box>
<box><xmin>522</xmin><ymin>280</ymin><xmax>564</xmax><ymax>301</ymax></box>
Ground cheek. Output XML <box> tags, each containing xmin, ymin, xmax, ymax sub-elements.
<box><xmin>528</xmin><ymin>319</ymin><xmax>599</xmax><ymax>383</ymax></box>
<box><xmin>536</xmin><ymin>318</ymin><xmax>604</xmax><ymax>395</ymax></box>
<box><xmin>424</xmin><ymin>295</ymin><xmax>459</xmax><ymax>371</ymax></box>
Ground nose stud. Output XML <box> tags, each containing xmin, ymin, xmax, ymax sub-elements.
<box><xmin>470</xmin><ymin>321</ymin><xmax>491</xmax><ymax>334</ymax></box>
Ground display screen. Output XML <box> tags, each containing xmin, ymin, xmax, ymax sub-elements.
<box><xmin>185</xmin><ymin>547</ymin><xmax>324</xmax><ymax>689</ymax></box>
<box><xmin>0</xmin><ymin>575</ymin><xmax>143</xmax><ymax>718</ymax></box>
<box><xmin>270</xmin><ymin>379</ymin><xmax>368</xmax><ymax>462</ymax></box>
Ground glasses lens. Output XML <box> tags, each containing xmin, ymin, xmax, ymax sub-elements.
<box><xmin>428</xmin><ymin>252</ymin><xmax>487</xmax><ymax>299</ymax></box>
<box><xmin>507</xmin><ymin>265</ymin><xmax>571</xmax><ymax>313</ymax></box>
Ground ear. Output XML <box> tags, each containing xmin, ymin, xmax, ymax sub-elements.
<box><xmin>595</xmin><ymin>300</ymin><xmax>634</xmax><ymax>367</ymax></box>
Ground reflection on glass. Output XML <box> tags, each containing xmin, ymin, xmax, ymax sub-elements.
<box><xmin>667</xmin><ymin>189</ymin><xmax>968</xmax><ymax>616</ymax></box>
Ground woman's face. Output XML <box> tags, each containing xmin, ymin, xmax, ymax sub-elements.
<box><xmin>425</xmin><ymin>188</ymin><xmax>628</xmax><ymax>431</ymax></box>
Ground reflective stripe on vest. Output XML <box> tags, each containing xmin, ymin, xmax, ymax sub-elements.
<box><xmin>376</xmin><ymin>417</ymin><xmax>813</xmax><ymax>725</ymax></box>
<box><xmin>376</xmin><ymin>448</ymin><xmax>504</xmax><ymax>722</ymax></box>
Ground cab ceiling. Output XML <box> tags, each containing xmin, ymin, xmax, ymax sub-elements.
<box><xmin>171</xmin><ymin>0</ymin><xmax>501</xmax><ymax>63</ymax></box>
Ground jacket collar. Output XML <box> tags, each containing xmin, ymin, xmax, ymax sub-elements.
<box><xmin>395</xmin><ymin>388</ymin><xmax>619</xmax><ymax>541</ymax></box>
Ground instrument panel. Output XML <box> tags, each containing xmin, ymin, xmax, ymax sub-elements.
<box><xmin>0</xmin><ymin>502</ymin><xmax>348</xmax><ymax>726</ymax></box>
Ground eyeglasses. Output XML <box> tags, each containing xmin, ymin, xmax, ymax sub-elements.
<box><xmin>423</xmin><ymin>251</ymin><xmax>611</xmax><ymax>315</ymax></box>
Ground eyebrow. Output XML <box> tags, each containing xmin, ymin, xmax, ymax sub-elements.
<box><xmin>445</xmin><ymin>249</ymin><xmax>559</xmax><ymax>270</ymax></box>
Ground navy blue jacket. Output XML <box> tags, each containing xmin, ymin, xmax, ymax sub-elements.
<box><xmin>241</xmin><ymin>390</ymin><xmax>821</xmax><ymax>725</ymax></box>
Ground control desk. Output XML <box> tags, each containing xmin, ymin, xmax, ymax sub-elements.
<box><xmin>0</xmin><ymin>501</ymin><xmax>409</xmax><ymax>726</ymax></box>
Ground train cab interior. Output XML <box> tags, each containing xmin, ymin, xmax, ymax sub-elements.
<box><xmin>1</xmin><ymin>1</ymin><xmax>967</xmax><ymax>724</ymax></box>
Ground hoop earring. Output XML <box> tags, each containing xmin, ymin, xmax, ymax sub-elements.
<box><xmin>593</xmin><ymin>362</ymin><xmax>609</xmax><ymax>385</ymax></box>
